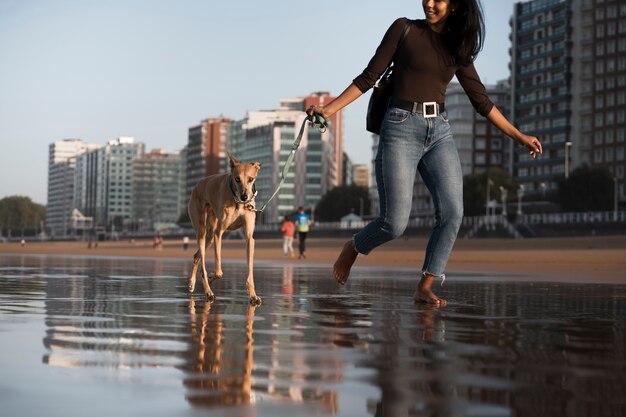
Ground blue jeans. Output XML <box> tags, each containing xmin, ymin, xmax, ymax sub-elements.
<box><xmin>353</xmin><ymin>106</ymin><xmax>464</xmax><ymax>277</ymax></box>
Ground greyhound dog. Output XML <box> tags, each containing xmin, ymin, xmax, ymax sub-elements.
<box><xmin>187</xmin><ymin>153</ymin><xmax>262</xmax><ymax>305</ymax></box>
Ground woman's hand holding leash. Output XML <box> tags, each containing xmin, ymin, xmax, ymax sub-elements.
<box><xmin>306</xmin><ymin>105</ymin><xmax>329</xmax><ymax>132</ymax></box>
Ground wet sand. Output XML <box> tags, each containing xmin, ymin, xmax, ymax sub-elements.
<box><xmin>1</xmin><ymin>255</ymin><xmax>625</xmax><ymax>417</ymax></box>
<box><xmin>2</xmin><ymin>235</ymin><xmax>626</xmax><ymax>283</ymax></box>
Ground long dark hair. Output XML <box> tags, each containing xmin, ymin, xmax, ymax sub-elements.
<box><xmin>442</xmin><ymin>0</ymin><xmax>485</xmax><ymax>66</ymax></box>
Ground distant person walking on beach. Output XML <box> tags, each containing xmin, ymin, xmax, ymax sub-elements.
<box><xmin>280</xmin><ymin>217</ymin><xmax>295</xmax><ymax>258</ymax></box>
<box><xmin>183</xmin><ymin>236</ymin><xmax>189</xmax><ymax>251</ymax></box>
<box><xmin>306</xmin><ymin>0</ymin><xmax>542</xmax><ymax>305</ymax></box>
<box><xmin>294</xmin><ymin>207</ymin><xmax>311</xmax><ymax>259</ymax></box>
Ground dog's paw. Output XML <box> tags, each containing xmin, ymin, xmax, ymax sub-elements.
<box><xmin>208</xmin><ymin>272</ymin><xmax>222</xmax><ymax>284</ymax></box>
<box><xmin>188</xmin><ymin>281</ymin><xmax>195</xmax><ymax>293</ymax></box>
<box><xmin>249</xmin><ymin>296</ymin><xmax>262</xmax><ymax>306</ymax></box>
<box><xmin>206</xmin><ymin>292</ymin><xmax>216</xmax><ymax>303</ymax></box>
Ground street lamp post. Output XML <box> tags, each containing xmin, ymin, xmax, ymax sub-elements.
<box><xmin>486</xmin><ymin>178</ymin><xmax>494</xmax><ymax>230</ymax></box>
<box><xmin>517</xmin><ymin>184</ymin><xmax>525</xmax><ymax>216</ymax></box>
<box><xmin>614</xmin><ymin>177</ymin><xmax>619</xmax><ymax>222</ymax></box>
<box><xmin>540</xmin><ymin>182</ymin><xmax>547</xmax><ymax>198</ymax></box>
<box><xmin>499</xmin><ymin>186</ymin><xmax>508</xmax><ymax>217</ymax></box>
<box><xmin>564</xmin><ymin>141</ymin><xmax>573</xmax><ymax>179</ymax></box>
<box><xmin>485</xmin><ymin>178</ymin><xmax>491</xmax><ymax>218</ymax></box>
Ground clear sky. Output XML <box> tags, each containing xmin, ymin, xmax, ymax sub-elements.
<box><xmin>0</xmin><ymin>0</ymin><xmax>518</xmax><ymax>205</ymax></box>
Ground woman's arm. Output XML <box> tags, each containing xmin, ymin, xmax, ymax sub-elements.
<box><xmin>486</xmin><ymin>105</ymin><xmax>543</xmax><ymax>159</ymax></box>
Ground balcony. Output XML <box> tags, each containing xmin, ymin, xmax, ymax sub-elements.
<box><xmin>517</xmin><ymin>46</ymin><xmax>566</xmax><ymax>64</ymax></box>
<box><xmin>517</xmin><ymin>62</ymin><xmax>571</xmax><ymax>78</ymax></box>
<box><xmin>516</xmin><ymin>109</ymin><xmax>570</xmax><ymax>123</ymax></box>
<box><xmin>517</xmin><ymin>0</ymin><xmax>567</xmax><ymax>18</ymax></box>
<box><xmin>516</xmin><ymin>94</ymin><xmax>572</xmax><ymax>108</ymax></box>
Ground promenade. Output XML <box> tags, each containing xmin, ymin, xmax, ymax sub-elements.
<box><xmin>2</xmin><ymin>235</ymin><xmax>625</xmax><ymax>283</ymax></box>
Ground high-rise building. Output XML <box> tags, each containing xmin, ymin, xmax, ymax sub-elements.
<box><xmin>511</xmin><ymin>0</ymin><xmax>625</xmax><ymax>201</ymax></box>
<box><xmin>74</xmin><ymin>137</ymin><xmax>144</xmax><ymax>231</ymax></box>
<box><xmin>342</xmin><ymin>152</ymin><xmax>354</xmax><ymax>186</ymax></box>
<box><xmin>575</xmin><ymin>0</ymin><xmax>626</xmax><ymax>201</ymax></box>
<box><xmin>474</xmin><ymin>79</ymin><xmax>512</xmax><ymax>173</ymax></box>
<box><xmin>510</xmin><ymin>0</ymin><xmax>573</xmax><ymax>197</ymax></box>
<box><xmin>46</xmin><ymin>139</ymin><xmax>98</xmax><ymax>238</ymax></box>
<box><xmin>303</xmin><ymin>92</ymin><xmax>345</xmax><ymax>186</ymax></box>
<box><xmin>185</xmin><ymin>117</ymin><xmax>232</xmax><ymax>200</ymax></box>
<box><xmin>132</xmin><ymin>149</ymin><xmax>183</xmax><ymax>231</ymax></box>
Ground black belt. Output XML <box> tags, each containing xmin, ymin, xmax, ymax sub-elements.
<box><xmin>390</xmin><ymin>97</ymin><xmax>445</xmax><ymax>117</ymax></box>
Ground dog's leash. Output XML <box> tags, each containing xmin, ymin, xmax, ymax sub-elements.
<box><xmin>249</xmin><ymin>108</ymin><xmax>328</xmax><ymax>213</ymax></box>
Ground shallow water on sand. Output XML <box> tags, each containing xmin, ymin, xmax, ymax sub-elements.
<box><xmin>0</xmin><ymin>255</ymin><xmax>625</xmax><ymax>417</ymax></box>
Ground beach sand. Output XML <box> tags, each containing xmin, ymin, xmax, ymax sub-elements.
<box><xmin>2</xmin><ymin>235</ymin><xmax>625</xmax><ymax>283</ymax></box>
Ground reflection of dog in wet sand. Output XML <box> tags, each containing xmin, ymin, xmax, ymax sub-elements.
<box><xmin>187</xmin><ymin>153</ymin><xmax>262</xmax><ymax>305</ymax></box>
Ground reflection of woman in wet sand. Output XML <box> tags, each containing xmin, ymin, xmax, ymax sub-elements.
<box><xmin>372</xmin><ymin>305</ymin><xmax>455</xmax><ymax>417</ymax></box>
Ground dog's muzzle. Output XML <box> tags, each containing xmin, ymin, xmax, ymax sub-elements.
<box><xmin>240</xmin><ymin>193</ymin><xmax>249</xmax><ymax>202</ymax></box>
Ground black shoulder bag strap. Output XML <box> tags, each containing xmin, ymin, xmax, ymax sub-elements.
<box><xmin>378</xmin><ymin>20</ymin><xmax>412</xmax><ymax>83</ymax></box>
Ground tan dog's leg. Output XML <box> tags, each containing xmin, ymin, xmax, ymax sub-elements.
<box><xmin>213</xmin><ymin>220</ymin><xmax>225</xmax><ymax>282</ymax></box>
<box><xmin>244</xmin><ymin>213</ymin><xmax>261</xmax><ymax>305</ymax></box>
<box><xmin>188</xmin><ymin>197</ymin><xmax>204</xmax><ymax>294</ymax></box>
<box><xmin>194</xmin><ymin>209</ymin><xmax>215</xmax><ymax>302</ymax></box>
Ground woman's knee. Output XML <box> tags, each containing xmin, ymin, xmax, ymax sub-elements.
<box><xmin>445</xmin><ymin>203</ymin><xmax>464</xmax><ymax>229</ymax></box>
<box><xmin>384</xmin><ymin>218</ymin><xmax>408</xmax><ymax>239</ymax></box>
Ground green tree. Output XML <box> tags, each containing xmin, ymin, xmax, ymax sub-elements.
<box><xmin>463</xmin><ymin>167</ymin><xmax>517</xmax><ymax>216</ymax></box>
<box><xmin>0</xmin><ymin>196</ymin><xmax>46</xmax><ymax>233</ymax></box>
<box><xmin>315</xmin><ymin>185</ymin><xmax>371</xmax><ymax>221</ymax></box>
<box><xmin>557</xmin><ymin>165</ymin><xmax>614</xmax><ymax>212</ymax></box>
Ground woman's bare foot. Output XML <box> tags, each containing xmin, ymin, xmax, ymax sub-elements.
<box><xmin>333</xmin><ymin>240</ymin><xmax>358</xmax><ymax>285</ymax></box>
<box><xmin>414</xmin><ymin>273</ymin><xmax>447</xmax><ymax>306</ymax></box>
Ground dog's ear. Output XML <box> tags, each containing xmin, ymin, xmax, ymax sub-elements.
<box><xmin>228</xmin><ymin>152</ymin><xmax>239</xmax><ymax>170</ymax></box>
<box><xmin>254</xmin><ymin>162</ymin><xmax>262</xmax><ymax>171</ymax></box>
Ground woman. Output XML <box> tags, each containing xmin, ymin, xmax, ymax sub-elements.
<box><xmin>308</xmin><ymin>0</ymin><xmax>542</xmax><ymax>306</ymax></box>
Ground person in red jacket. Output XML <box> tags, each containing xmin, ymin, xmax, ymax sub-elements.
<box><xmin>280</xmin><ymin>216</ymin><xmax>295</xmax><ymax>258</ymax></box>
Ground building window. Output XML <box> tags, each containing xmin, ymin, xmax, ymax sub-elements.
<box><xmin>607</xmin><ymin>130</ymin><xmax>615</xmax><ymax>144</ymax></box>
<box><xmin>595</xmin><ymin>132</ymin><xmax>604</xmax><ymax>145</ymax></box>
<box><xmin>595</xmin><ymin>149</ymin><xmax>603</xmax><ymax>163</ymax></box>
<box><xmin>596</xmin><ymin>94</ymin><xmax>605</xmax><ymax>108</ymax></box>
<box><xmin>596</xmin><ymin>7</ymin><xmax>604</xmax><ymax>20</ymax></box>
<box><xmin>595</xmin><ymin>113</ymin><xmax>604</xmax><ymax>127</ymax></box>
<box><xmin>607</xmin><ymin>93</ymin><xmax>616</xmax><ymax>106</ymax></box>
<box><xmin>596</xmin><ymin>61</ymin><xmax>605</xmax><ymax>74</ymax></box>
<box><xmin>606</xmin><ymin>111</ymin><xmax>615</xmax><ymax>125</ymax></box>
<box><xmin>596</xmin><ymin>79</ymin><xmax>604</xmax><ymax>91</ymax></box>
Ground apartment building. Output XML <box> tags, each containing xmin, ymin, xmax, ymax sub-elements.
<box><xmin>73</xmin><ymin>137</ymin><xmax>144</xmax><ymax>231</ymax></box>
<box><xmin>132</xmin><ymin>149</ymin><xmax>183</xmax><ymax>231</ymax></box>
<box><xmin>185</xmin><ymin>117</ymin><xmax>232</xmax><ymax>200</ymax></box>
<box><xmin>46</xmin><ymin>139</ymin><xmax>99</xmax><ymax>237</ymax></box>
<box><xmin>510</xmin><ymin>0</ymin><xmax>625</xmax><ymax>202</ymax></box>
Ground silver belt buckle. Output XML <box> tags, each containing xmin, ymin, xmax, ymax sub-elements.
<box><xmin>423</xmin><ymin>102</ymin><xmax>438</xmax><ymax>118</ymax></box>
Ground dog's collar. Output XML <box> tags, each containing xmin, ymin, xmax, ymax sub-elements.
<box><xmin>228</xmin><ymin>175</ymin><xmax>257</xmax><ymax>210</ymax></box>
